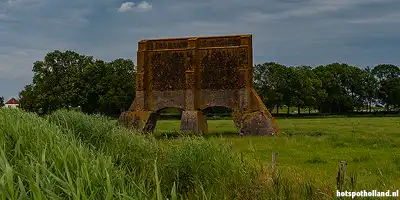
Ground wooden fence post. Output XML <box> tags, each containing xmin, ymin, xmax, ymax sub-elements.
<box><xmin>272</xmin><ymin>152</ymin><xmax>277</xmax><ymax>179</ymax></box>
<box><xmin>336</xmin><ymin>161</ymin><xmax>347</xmax><ymax>190</ymax></box>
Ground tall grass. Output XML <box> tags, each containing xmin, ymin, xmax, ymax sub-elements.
<box><xmin>47</xmin><ymin>110</ymin><xmax>159</xmax><ymax>178</ymax></box>
<box><xmin>47</xmin><ymin>110</ymin><xmax>264</xmax><ymax>199</ymax></box>
<box><xmin>0</xmin><ymin>108</ymin><xmax>151</xmax><ymax>199</ymax></box>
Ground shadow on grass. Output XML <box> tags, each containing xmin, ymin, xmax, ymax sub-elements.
<box><xmin>154</xmin><ymin>131</ymin><xmax>240</xmax><ymax>139</ymax></box>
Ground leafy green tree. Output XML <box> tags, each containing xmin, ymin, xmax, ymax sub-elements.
<box><xmin>102</xmin><ymin>58</ymin><xmax>136</xmax><ymax>115</ymax></box>
<box><xmin>372</xmin><ymin>64</ymin><xmax>400</xmax><ymax>81</ymax></box>
<box><xmin>19</xmin><ymin>84</ymin><xmax>38</xmax><ymax>112</ymax></box>
<box><xmin>377</xmin><ymin>78</ymin><xmax>400</xmax><ymax>110</ymax></box>
<box><xmin>313</xmin><ymin>63</ymin><xmax>356</xmax><ymax>113</ymax></box>
<box><xmin>282</xmin><ymin>66</ymin><xmax>295</xmax><ymax>114</ymax></box>
<box><xmin>81</xmin><ymin>60</ymin><xmax>108</xmax><ymax>114</ymax></box>
<box><xmin>254</xmin><ymin>63</ymin><xmax>327</xmax><ymax>114</ymax></box>
<box><xmin>288</xmin><ymin>67</ymin><xmax>303</xmax><ymax>114</ymax></box>
<box><xmin>363</xmin><ymin>66</ymin><xmax>378</xmax><ymax>112</ymax></box>
<box><xmin>20</xmin><ymin>50</ymin><xmax>136</xmax><ymax>116</ymax></box>
<box><xmin>24</xmin><ymin>50</ymin><xmax>93</xmax><ymax>114</ymax></box>
<box><xmin>308</xmin><ymin>73</ymin><xmax>327</xmax><ymax>114</ymax></box>
<box><xmin>346</xmin><ymin>66</ymin><xmax>367</xmax><ymax>111</ymax></box>
<box><xmin>0</xmin><ymin>96</ymin><xmax>4</xmax><ymax>107</ymax></box>
<box><xmin>372</xmin><ymin>64</ymin><xmax>400</xmax><ymax>110</ymax></box>
<box><xmin>291</xmin><ymin>66</ymin><xmax>327</xmax><ymax>114</ymax></box>
<box><xmin>253</xmin><ymin>62</ymin><xmax>287</xmax><ymax>113</ymax></box>
<box><xmin>314</xmin><ymin>65</ymin><xmax>336</xmax><ymax>113</ymax></box>
<box><xmin>253</xmin><ymin>63</ymin><xmax>275</xmax><ymax>111</ymax></box>
<box><xmin>82</xmin><ymin>58</ymin><xmax>136</xmax><ymax>117</ymax></box>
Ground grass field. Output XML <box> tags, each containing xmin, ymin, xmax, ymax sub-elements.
<box><xmin>1</xmin><ymin>108</ymin><xmax>399</xmax><ymax>199</ymax></box>
<box><xmin>156</xmin><ymin>118</ymin><xmax>400</xmax><ymax>190</ymax></box>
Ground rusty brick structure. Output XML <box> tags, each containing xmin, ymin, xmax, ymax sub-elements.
<box><xmin>119</xmin><ymin>34</ymin><xmax>279</xmax><ymax>135</ymax></box>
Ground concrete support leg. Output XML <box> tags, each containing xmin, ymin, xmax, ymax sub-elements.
<box><xmin>180</xmin><ymin>111</ymin><xmax>208</xmax><ymax>134</ymax></box>
<box><xmin>119</xmin><ymin>111</ymin><xmax>157</xmax><ymax>133</ymax></box>
<box><xmin>233</xmin><ymin>111</ymin><xmax>276</xmax><ymax>136</ymax></box>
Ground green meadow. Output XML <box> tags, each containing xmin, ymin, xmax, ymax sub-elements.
<box><xmin>1</xmin><ymin>108</ymin><xmax>399</xmax><ymax>199</ymax></box>
<box><xmin>156</xmin><ymin>118</ymin><xmax>400</xmax><ymax>189</ymax></box>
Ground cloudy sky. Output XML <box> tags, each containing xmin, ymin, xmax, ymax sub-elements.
<box><xmin>1</xmin><ymin>0</ymin><xmax>400</xmax><ymax>100</ymax></box>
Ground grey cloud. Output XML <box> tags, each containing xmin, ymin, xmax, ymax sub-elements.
<box><xmin>118</xmin><ymin>2</ymin><xmax>135</xmax><ymax>12</ymax></box>
<box><xmin>118</xmin><ymin>1</ymin><xmax>152</xmax><ymax>12</ymax></box>
<box><xmin>0</xmin><ymin>0</ymin><xmax>400</xmax><ymax>98</ymax></box>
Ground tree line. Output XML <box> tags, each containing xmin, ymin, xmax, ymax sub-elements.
<box><xmin>254</xmin><ymin>62</ymin><xmax>400</xmax><ymax>114</ymax></box>
<box><xmin>16</xmin><ymin>50</ymin><xmax>400</xmax><ymax>116</ymax></box>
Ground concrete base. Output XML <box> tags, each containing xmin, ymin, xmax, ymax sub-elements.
<box><xmin>180</xmin><ymin>111</ymin><xmax>208</xmax><ymax>134</ymax></box>
<box><xmin>233</xmin><ymin>110</ymin><xmax>276</xmax><ymax>136</ymax></box>
<box><xmin>119</xmin><ymin>111</ymin><xmax>157</xmax><ymax>132</ymax></box>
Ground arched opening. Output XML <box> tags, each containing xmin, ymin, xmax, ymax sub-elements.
<box><xmin>156</xmin><ymin>107</ymin><xmax>183</xmax><ymax>119</ymax></box>
<box><xmin>202</xmin><ymin>106</ymin><xmax>233</xmax><ymax>119</ymax></box>
<box><xmin>155</xmin><ymin>107</ymin><xmax>183</xmax><ymax>136</ymax></box>
<box><xmin>150</xmin><ymin>106</ymin><xmax>239</xmax><ymax>137</ymax></box>
<box><xmin>201</xmin><ymin>106</ymin><xmax>238</xmax><ymax>136</ymax></box>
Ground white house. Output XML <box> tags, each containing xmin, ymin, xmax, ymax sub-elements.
<box><xmin>3</xmin><ymin>98</ymin><xmax>19</xmax><ymax>109</ymax></box>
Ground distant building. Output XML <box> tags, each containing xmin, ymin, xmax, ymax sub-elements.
<box><xmin>3</xmin><ymin>98</ymin><xmax>19</xmax><ymax>109</ymax></box>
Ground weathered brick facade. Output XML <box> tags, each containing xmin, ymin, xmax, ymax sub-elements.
<box><xmin>119</xmin><ymin>34</ymin><xmax>279</xmax><ymax>135</ymax></box>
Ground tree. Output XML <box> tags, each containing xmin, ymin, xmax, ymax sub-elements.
<box><xmin>254</xmin><ymin>63</ymin><xmax>328</xmax><ymax>114</ymax></box>
<box><xmin>372</xmin><ymin>64</ymin><xmax>400</xmax><ymax>81</ymax></box>
<box><xmin>363</xmin><ymin>66</ymin><xmax>378</xmax><ymax>112</ymax></box>
<box><xmin>282</xmin><ymin>66</ymin><xmax>295</xmax><ymax>114</ymax></box>
<box><xmin>282</xmin><ymin>66</ymin><xmax>303</xmax><ymax>114</ymax></box>
<box><xmin>82</xmin><ymin>58</ymin><xmax>136</xmax><ymax>117</ymax></box>
<box><xmin>19</xmin><ymin>84</ymin><xmax>38</xmax><ymax>112</ymax></box>
<box><xmin>308</xmin><ymin>72</ymin><xmax>327</xmax><ymax>114</ymax></box>
<box><xmin>377</xmin><ymin>78</ymin><xmax>400</xmax><ymax>110</ymax></box>
<box><xmin>372</xmin><ymin>64</ymin><xmax>400</xmax><ymax>110</ymax></box>
<box><xmin>81</xmin><ymin>60</ymin><xmax>108</xmax><ymax>114</ymax></box>
<box><xmin>253</xmin><ymin>62</ymin><xmax>287</xmax><ymax>113</ymax></box>
<box><xmin>23</xmin><ymin>50</ymin><xmax>94</xmax><ymax>114</ymax></box>
<box><xmin>19</xmin><ymin>50</ymin><xmax>136</xmax><ymax>116</ymax></box>
<box><xmin>345</xmin><ymin>66</ymin><xmax>367</xmax><ymax>111</ymax></box>
<box><xmin>0</xmin><ymin>96</ymin><xmax>4</xmax><ymax>107</ymax></box>
<box><xmin>253</xmin><ymin>63</ymin><xmax>275</xmax><ymax>111</ymax></box>
<box><xmin>313</xmin><ymin>63</ymin><xmax>356</xmax><ymax>113</ymax></box>
<box><xmin>291</xmin><ymin>66</ymin><xmax>327</xmax><ymax>114</ymax></box>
